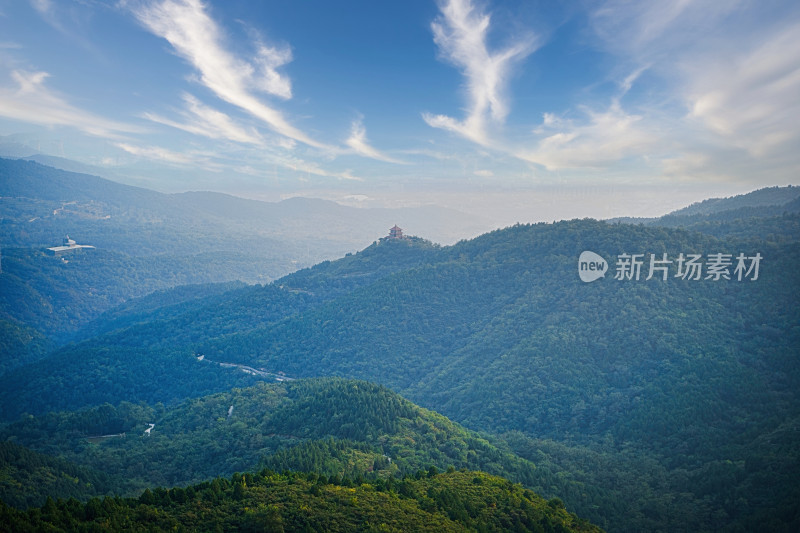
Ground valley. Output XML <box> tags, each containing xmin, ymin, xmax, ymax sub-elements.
<box><xmin>1</xmin><ymin>160</ymin><xmax>799</xmax><ymax>532</ymax></box>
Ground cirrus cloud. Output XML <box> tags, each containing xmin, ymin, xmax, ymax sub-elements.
<box><xmin>345</xmin><ymin>117</ymin><xmax>405</xmax><ymax>164</ymax></box>
<box><xmin>129</xmin><ymin>0</ymin><xmax>327</xmax><ymax>149</ymax></box>
<box><xmin>0</xmin><ymin>69</ymin><xmax>139</xmax><ymax>137</ymax></box>
<box><xmin>519</xmin><ymin>102</ymin><xmax>656</xmax><ymax>170</ymax></box>
<box><xmin>423</xmin><ymin>0</ymin><xmax>536</xmax><ymax>146</ymax></box>
<box><xmin>142</xmin><ymin>92</ymin><xmax>263</xmax><ymax>145</ymax></box>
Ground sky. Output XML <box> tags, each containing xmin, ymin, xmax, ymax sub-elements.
<box><xmin>1</xmin><ymin>0</ymin><xmax>799</xmax><ymax>226</ymax></box>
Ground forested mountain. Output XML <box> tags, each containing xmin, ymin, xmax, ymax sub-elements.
<box><xmin>664</xmin><ymin>185</ymin><xmax>800</xmax><ymax>217</ymax></box>
<box><xmin>0</xmin><ymin>379</ymin><xmax>590</xmax><ymax>510</ymax></box>
<box><xmin>0</xmin><ymin>157</ymin><xmax>484</xmax><ymax>367</ymax></box>
<box><xmin>0</xmin><ymin>441</ymin><xmax>116</xmax><ymax>510</ymax></box>
<box><xmin>1</xmin><ymin>213</ymin><xmax>797</xmax><ymax>531</ymax></box>
<box><xmin>0</xmin><ymin>469</ymin><xmax>601</xmax><ymax>533</ymax></box>
<box><xmin>0</xmin><ymin>157</ymin><xmax>486</xmax><ymax>255</ymax></box>
<box><xmin>2</xmin><ymin>181</ymin><xmax>799</xmax><ymax>531</ymax></box>
<box><xmin>612</xmin><ymin>185</ymin><xmax>800</xmax><ymax>242</ymax></box>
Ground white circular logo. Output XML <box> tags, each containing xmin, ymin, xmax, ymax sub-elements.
<box><xmin>578</xmin><ymin>251</ymin><xmax>607</xmax><ymax>283</ymax></box>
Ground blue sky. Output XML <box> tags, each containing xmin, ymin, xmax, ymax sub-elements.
<box><xmin>1</xmin><ymin>0</ymin><xmax>799</xmax><ymax>224</ymax></box>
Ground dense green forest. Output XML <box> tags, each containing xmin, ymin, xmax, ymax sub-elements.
<box><xmin>2</xmin><ymin>173</ymin><xmax>799</xmax><ymax>532</ymax></box>
<box><xmin>0</xmin><ymin>248</ymin><xmax>260</xmax><ymax>346</ymax></box>
<box><xmin>0</xmin><ymin>157</ymin><xmax>478</xmax><ymax>369</ymax></box>
<box><xmin>0</xmin><ymin>379</ymin><xmax>613</xmax><ymax>530</ymax></box>
<box><xmin>0</xmin><ymin>441</ymin><xmax>115</xmax><ymax>509</ymax></box>
<box><xmin>0</xmin><ymin>379</ymin><xmax>551</xmax><ymax>498</ymax></box>
<box><xmin>0</xmin><ymin>470</ymin><xmax>601</xmax><ymax>533</ymax></box>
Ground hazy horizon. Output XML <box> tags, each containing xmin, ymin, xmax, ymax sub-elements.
<box><xmin>1</xmin><ymin>0</ymin><xmax>799</xmax><ymax>226</ymax></box>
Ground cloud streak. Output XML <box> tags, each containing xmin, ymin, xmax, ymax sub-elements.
<box><xmin>685</xmin><ymin>21</ymin><xmax>800</xmax><ymax>157</ymax></box>
<box><xmin>585</xmin><ymin>0</ymin><xmax>800</xmax><ymax>173</ymax></box>
<box><xmin>0</xmin><ymin>70</ymin><xmax>138</xmax><ymax>137</ymax></box>
<box><xmin>115</xmin><ymin>141</ymin><xmax>200</xmax><ymax>165</ymax></box>
<box><xmin>520</xmin><ymin>102</ymin><xmax>656</xmax><ymax>170</ymax></box>
<box><xmin>142</xmin><ymin>93</ymin><xmax>263</xmax><ymax>145</ymax></box>
<box><xmin>345</xmin><ymin>117</ymin><xmax>404</xmax><ymax>164</ymax></box>
<box><xmin>130</xmin><ymin>0</ymin><xmax>327</xmax><ymax>149</ymax></box>
<box><xmin>423</xmin><ymin>0</ymin><xmax>535</xmax><ymax>146</ymax></box>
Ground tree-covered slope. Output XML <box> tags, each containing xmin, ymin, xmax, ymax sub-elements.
<box><xmin>0</xmin><ymin>470</ymin><xmax>602</xmax><ymax>533</ymax></box>
<box><xmin>0</xmin><ymin>248</ymin><xmax>266</xmax><ymax>346</ymax></box>
<box><xmin>1</xmin><ymin>378</ymin><xmax>614</xmax><ymax>528</ymax></box>
<box><xmin>192</xmin><ymin>221</ymin><xmax>797</xmax><ymax>450</ymax></box>
<box><xmin>612</xmin><ymin>185</ymin><xmax>800</xmax><ymax>242</ymax></box>
<box><xmin>0</xmin><ymin>236</ymin><xmax>443</xmax><ymax>410</ymax></box>
<box><xmin>4</xmin><ymin>219</ymin><xmax>798</xmax><ymax>449</ymax></box>
<box><xmin>665</xmin><ymin>185</ymin><xmax>800</xmax><ymax>217</ymax></box>
<box><xmin>0</xmin><ymin>157</ymin><xmax>480</xmax><ymax>359</ymax></box>
<box><xmin>0</xmin><ymin>319</ymin><xmax>51</xmax><ymax>376</ymax></box>
<box><xmin>2</xmin><ymin>218</ymin><xmax>798</xmax><ymax>531</ymax></box>
<box><xmin>0</xmin><ymin>442</ymin><xmax>115</xmax><ymax>510</ymax></box>
<box><xmin>0</xmin><ymin>379</ymin><xmax>547</xmax><ymax>498</ymax></box>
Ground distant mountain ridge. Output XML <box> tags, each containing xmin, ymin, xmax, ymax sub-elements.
<box><xmin>608</xmin><ymin>185</ymin><xmax>800</xmax><ymax>243</ymax></box>
<box><xmin>0</xmin><ymin>157</ymin><xmax>490</xmax><ymax>250</ymax></box>
<box><xmin>2</xmin><ymin>157</ymin><xmax>799</xmax><ymax>531</ymax></box>
<box><xmin>666</xmin><ymin>185</ymin><xmax>800</xmax><ymax>217</ymax></box>
<box><xmin>2</xmin><ymin>218</ymin><xmax>797</xmax><ymax>530</ymax></box>
<box><xmin>0</xmin><ymin>157</ymin><xmax>490</xmax><ymax>356</ymax></box>
<box><xmin>610</xmin><ymin>185</ymin><xmax>800</xmax><ymax>223</ymax></box>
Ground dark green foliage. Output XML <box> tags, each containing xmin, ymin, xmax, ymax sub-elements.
<box><xmin>615</xmin><ymin>185</ymin><xmax>800</xmax><ymax>243</ymax></box>
<box><xmin>0</xmin><ymin>319</ymin><xmax>52</xmax><ymax>376</ymax></box>
<box><xmin>2</xmin><ymin>188</ymin><xmax>798</xmax><ymax>532</ymax></box>
<box><xmin>0</xmin><ymin>442</ymin><xmax>114</xmax><ymax>509</ymax></box>
<box><xmin>0</xmin><ymin>379</ymin><xmax>554</xmax><ymax>501</ymax></box>
<box><xmin>0</xmin><ymin>470</ymin><xmax>602</xmax><ymax>533</ymax></box>
<box><xmin>0</xmin><ymin>237</ymin><xmax>442</xmax><ymax>418</ymax></box>
<box><xmin>0</xmin><ymin>247</ymin><xmax>266</xmax><ymax>347</ymax></box>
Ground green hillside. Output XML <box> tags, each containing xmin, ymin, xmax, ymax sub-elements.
<box><xmin>0</xmin><ymin>247</ymin><xmax>263</xmax><ymax>345</ymax></box>
<box><xmin>0</xmin><ymin>469</ymin><xmax>601</xmax><ymax>533</ymax></box>
<box><xmin>0</xmin><ymin>319</ymin><xmax>51</xmax><ymax>376</ymax></box>
<box><xmin>0</xmin><ymin>379</ymin><xmax>547</xmax><ymax>500</ymax></box>
<box><xmin>1</xmin><ymin>215</ymin><xmax>798</xmax><ymax>530</ymax></box>
<box><xmin>0</xmin><ymin>157</ymin><xmax>482</xmax><ymax>362</ymax></box>
<box><xmin>613</xmin><ymin>185</ymin><xmax>800</xmax><ymax>242</ymax></box>
<box><xmin>0</xmin><ymin>442</ymin><xmax>114</xmax><ymax>509</ymax></box>
<box><xmin>664</xmin><ymin>185</ymin><xmax>800</xmax><ymax>217</ymax></box>
<box><xmin>0</xmin><ymin>377</ymin><xmax>610</xmax><ymax>530</ymax></box>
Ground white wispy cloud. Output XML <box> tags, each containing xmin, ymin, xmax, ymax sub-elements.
<box><xmin>29</xmin><ymin>0</ymin><xmax>58</xmax><ymax>26</ymax></box>
<box><xmin>0</xmin><ymin>69</ymin><xmax>139</xmax><ymax>137</ymax></box>
<box><xmin>585</xmin><ymin>0</ymin><xmax>800</xmax><ymax>178</ymax></box>
<box><xmin>685</xmin><ymin>21</ymin><xmax>800</xmax><ymax>157</ymax></box>
<box><xmin>589</xmin><ymin>0</ymin><xmax>741</xmax><ymax>64</ymax></box>
<box><xmin>345</xmin><ymin>117</ymin><xmax>405</xmax><ymax>164</ymax></box>
<box><xmin>115</xmin><ymin>141</ymin><xmax>200</xmax><ymax>165</ymax></box>
<box><xmin>130</xmin><ymin>0</ymin><xmax>327</xmax><ymax>149</ymax></box>
<box><xmin>271</xmin><ymin>153</ymin><xmax>363</xmax><ymax>182</ymax></box>
<box><xmin>423</xmin><ymin>0</ymin><xmax>536</xmax><ymax>146</ymax></box>
<box><xmin>520</xmin><ymin>102</ymin><xmax>656</xmax><ymax>170</ymax></box>
<box><xmin>28</xmin><ymin>0</ymin><xmax>102</xmax><ymax>54</ymax></box>
<box><xmin>142</xmin><ymin>93</ymin><xmax>263</xmax><ymax>145</ymax></box>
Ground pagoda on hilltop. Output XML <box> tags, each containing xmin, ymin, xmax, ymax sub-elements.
<box><xmin>388</xmin><ymin>225</ymin><xmax>404</xmax><ymax>239</ymax></box>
